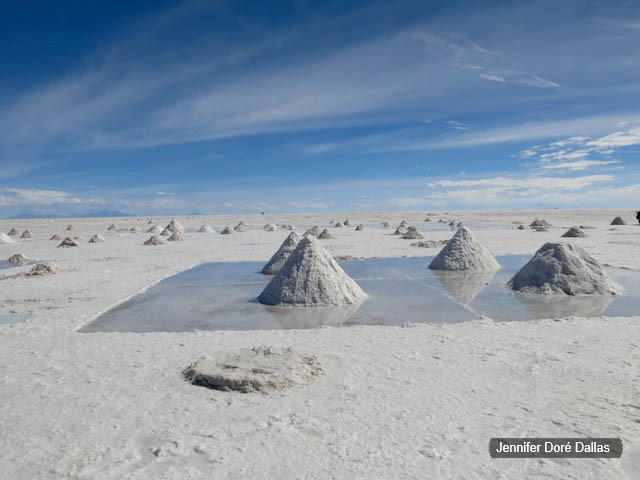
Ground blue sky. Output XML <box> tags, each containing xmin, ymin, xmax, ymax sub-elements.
<box><xmin>1</xmin><ymin>0</ymin><xmax>639</xmax><ymax>216</ymax></box>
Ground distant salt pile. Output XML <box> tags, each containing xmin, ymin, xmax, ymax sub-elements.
<box><xmin>88</xmin><ymin>234</ymin><xmax>106</xmax><ymax>243</ymax></box>
<box><xmin>429</xmin><ymin>227</ymin><xmax>499</xmax><ymax>271</ymax></box>
<box><xmin>382</xmin><ymin>221</ymin><xmax>390</xmax><ymax>228</ymax></box>
<box><xmin>146</xmin><ymin>224</ymin><xmax>162</xmax><ymax>234</ymax></box>
<box><xmin>66</xmin><ymin>225</ymin><xmax>76</xmax><ymax>231</ymax></box>
<box><xmin>22</xmin><ymin>262</ymin><xmax>58</xmax><ymax>277</ymax></box>
<box><xmin>334</xmin><ymin>222</ymin><xmax>343</xmax><ymax>228</ymax></box>
<box><xmin>259</xmin><ymin>235</ymin><xmax>367</xmax><ymax>306</ymax></box>
<box><xmin>144</xmin><ymin>235</ymin><xmax>167</xmax><ymax>246</ymax></box>
<box><xmin>304</xmin><ymin>226</ymin><xmax>322</xmax><ymax>237</ymax></box>
<box><xmin>508</xmin><ymin>242</ymin><xmax>622</xmax><ymax>295</ymax></box>
<box><xmin>160</xmin><ymin>228</ymin><xmax>172</xmax><ymax>237</ymax></box>
<box><xmin>107</xmin><ymin>224</ymin><xmax>117</xmax><ymax>231</ymax></box>
<box><xmin>517</xmin><ymin>225</ymin><xmax>526</xmax><ymax>230</ymax></box>
<box><xmin>58</xmin><ymin>237</ymin><xmax>79</xmax><ymax>248</ymax></box>
<box><xmin>318</xmin><ymin>228</ymin><xmax>334</xmax><ymax>239</ymax></box>
<box><xmin>129</xmin><ymin>226</ymin><xmax>141</xmax><ymax>233</ymax></box>
<box><xmin>355</xmin><ymin>224</ymin><xmax>364</xmax><ymax>231</ymax></box>
<box><xmin>530</xmin><ymin>219</ymin><xmax>551</xmax><ymax>228</ymax></box>
<box><xmin>20</xmin><ymin>230</ymin><xmax>33</xmax><ymax>238</ymax></box>
<box><xmin>8</xmin><ymin>228</ymin><xmax>20</xmax><ymax>236</ymax></box>
<box><xmin>424</xmin><ymin>217</ymin><xmax>432</xmax><ymax>222</ymax></box>
<box><xmin>184</xmin><ymin>347</ymin><xmax>322</xmax><ymax>393</ymax></box>
<box><xmin>533</xmin><ymin>226</ymin><xmax>548</xmax><ymax>232</ymax></box>
<box><xmin>220</xmin><ymin>226</ymin><xmax>235</xmax><ymax>234</ymax></box>
<box><xmin>234</xmin><ymin>221</ymin><xmax>247</xmax><ymax>232</ymax></box>
<box><xmin>263</xmin><ymin>223</ymin><xmax>276</xmax><ymax>232</ymax></box>
<box><xmin>393</xmin><ymin>225</ymin><xmax>408</xmax><ymax>236</ymax></box>
<box><xmin>343</xmin><ymin>219</ymin><xmax>352</xmax><ymax>227</ymax></box>
<box><xmin>165</xmin><ymin>219</ymin><xmax>185</xmax><ymax>233</ymax></box>
<box><xmin>168</xmin><ymin>232</ymin><xmax>185</xmax><ymax>241</ymax></box>
<box><xmin>50</xmin><ymin>234</ymin><xmax>62</xmax><ymax>241</ymax></box>
<box><xmin>0</xmin><ymin>233</ymin><xmax>16</xmax><ymax>244</ymax></box>
<box><xmin>7</xmin><ymin>253</ymin><xmax>28</xmax><ymax>266</ymax></box>
<box><xmin>562</xmin><ymin>226</ymin><xmax>587</xmax><ymax>238</ymax></box>
<box><xmin>611</xmin><ymin>216</ymin><xmax>626</xmax><ymax>225</ymax></box>
<box><xmin>401</xmin><ymin>226</ymin><xmax>424</xmax><ymax>239</ymax></box>
<box><xmin>198</xmin><ymin>224</ymin><xmax>214</xmax><ymax>233</ymax></box>
<box><xmin>411</xmin><ymin>240</ymin><xmax>448</xmax><ymax>248</ymax></box>
<box><xmin>456</xmin><ymin>222</ymin><xmax>464</xmax><ymax>228</ymax></box>
<box><xmin>280</xmin><ymin>224</ymin><xmax>295</xmax><ymax>231</ymax></box>
<box><xmin>262</xmin><ymin>231</ymin><xmax>301</xmax><ymax>274</ymax></box>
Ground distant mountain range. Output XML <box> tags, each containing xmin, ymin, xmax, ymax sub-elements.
<box><xmin>6</xmin><ymin>210</ymin><xmax>135</xmax><ymax>219</ymax></box>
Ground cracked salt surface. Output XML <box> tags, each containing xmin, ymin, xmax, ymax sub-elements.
<box><xmin>79</xmin><ymin>256</ymin><xmax>640</xmax><ymax>333</ymax></box>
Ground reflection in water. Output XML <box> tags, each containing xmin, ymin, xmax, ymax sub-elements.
<box><xmin>432</xmin><ymin>270</ymin><xmax>496</xmax><ymax>305</ymax></box>
<box><xmin>0</xmin><ymin>313</ymin><xmax>29</xmax><ymax>325</ymax></box>
<box><xmin>264</xmin><ymin>301</ymin><xmax>364</xmax><ymax>329</ymax></box>
<box><xmin>513</xmin><ymin>292</ymin><xmax>615</xmax><ymax>320</ymax></box>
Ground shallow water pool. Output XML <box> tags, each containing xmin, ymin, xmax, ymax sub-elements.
<box><xmin>80</xmin><ymin>256</ymin><xmax>639</xmax><ymax>332</ymax></box>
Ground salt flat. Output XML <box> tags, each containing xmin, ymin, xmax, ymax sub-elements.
<box><xmin>0</xmin><ymin>209</ymin><xmax>639</xmax><ymax>479</ymax></box>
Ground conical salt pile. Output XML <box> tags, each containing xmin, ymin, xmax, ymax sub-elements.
<box><xmin>424</xmin><ymin>217</ymin><xmax>432</xmax><ymax>222</ymax></box>
<box><xmin>318</xmin><ymin>228</ymin><xmax>334</xmax><ymax>239</ymax></box>
<box><xmin>66</xmin><ymin>225</ymin><xmax>76</xmax><ymax>231</ymax></box>
<box><xmin>402</xmin><ymin>226</ymin><xmax>424</xmax><ymax>239</ymax></box>
<box><xmin>262</xmin><ymin>231</ymin><xmax>301</xmax><ymax>274</ymax></box>
<box><xmin>107</xmin><ymin>224</ymin><xmax>117</xmax><ymax>231</ymax></box>
<box><xmin>263</xmin><ymin>223</ymin><xmax>276</xmax><ymax>232</ymax></box>
<box><xmin>50</xmin><ymin>234</ymin><xmax>62</xmax><ymax>241</ymax></box>
<box><xmin>144</xmin><ymin>235</ymin><xmax>167</xmax><ymax>246</ymax></box>
<box><xmin>304</xmin><ymin>226</ymin><xmax>322</xmax><ymax>237</ymax></box>
<box><xmin>334</xmin><ymin>222</ymin><xmax>343</xmax><ymax>228</ymax></box>
<box><xmin>530</xmin><ymin>219</ymin><xmax>551</xmax><ymax>228</ymax></box>
<box><xmin>234</xmin><ymin>222</ymin><xmax>247</xmax><ymax>232</ymax></box>
<box><xmin>343</xmin><ymin>219</ymin><xmax>352</xmax><ymax>226</ymax></box>
<box><xmin>355</xmin><ymin>224</ymin><xmax>364</xmax><ymax>231</ymax></box>
<box><xmin>160</xmin><ymin>228</ymin><xmax>172</xmax><ymax>236</ymax></box>
<box><xmin>8</xmin><ymin>228</ymin><xmax>20</xmax><ymax>236</ymax></box>
<box><xmin>508</xmin><ymin>242</ymin><xmax>622</xmax><ymax>295</ymax></box>
<box><xmin>147</xmin><ymin>224</ymin><xmax>162</xmax><ymax>234</ymax></box>
<box><xmin>456</xmin><ymin>222</ymin><xmax>464</xmax><ymax>228</ymax></box>
<box><xmin>220</xmin><ymin>226</ymin><xmax>235</xmax><ymax>234</ymax></box>
<box><xmin>198</xmin><ymin>224</ymin><xmax>214</xmax><ymax>233</ymax></box>
<box><xmin>22</xmin><ymin>263</ymin><xmax>58</xmax><ymax>276</ymax></box>
<box><xmin>399</xmin><ymin>220</ymin><xmax>408</xmax><ymax>227</ymax></box>
<box><xmin>58</xmin><ymin>237</ymin><xmax>79</xmax><ymax>247</ymax></box>
<box><xmin>168</xmin><ymin>232</ymin><xmax>185</xmax><ymax>241</ymax></box>
<box><xmin>7</xmin><ymin>253</ymin><xmax>29</xmax><ymax>266</ymax></box>
<box><xmin>129</xmin><ymin>226</ymin><xmax>141</xmax><ymax>233</ymax></box>
<box><xmin>0</xmin><ymin>233</ymin><xmax>16</xmax><ymax>244</ymax></box>
<box><xmin>88</xmin><ymin>234</ymin><xmax>106</xmax><ymax>243</ymax></box>
<box><xmin>517</xmin><ymin>225</ymin><xmax>526</xmax><ymax>230</ymax></box>
<box><xmin>429</xmin><ymin>227</ymin><xmax>499</xmax><ymax>271</ymax></box>
<box><xmin>258</xmin><ymin>235</ymin><xmax>367</xmax><ymax>306</ymax></box>
<box><xmin>382</xmin><ymin>221</ymin><xmax>390</xmax><ymax>228</ymax></box>
<box><xmin>562</xmin><ymin>226</ymin><xmax>587</xmax><ymax>238</ymax></box>
<box><xmin>165</xmin><ymin>219</ymin><xmax>185</xmax><ymax>233</ymax></box>
<box><xmin>20</xmin><ymin>230</ymin><xmax>33</xmax><ymax>238</ymax></box>
<box><xmin>611</xmin><ymin>216</ymin><xmax>626</xmax><ymax>225</ymax></box>
<box><xmin>393</xmin><ymin>225</ymin><xmax>408</xmax><ymax>236</ymax></box>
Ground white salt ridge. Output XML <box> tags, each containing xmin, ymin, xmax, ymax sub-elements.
<box><xmin>261</xmin><ymin>231</ymin><xmax>301</xmax><ymax>274</ymax></box>
<box><xmin>259</xmin><ymin>235</ymin><xmax>367</xmax><ymax>306</ymax></box>
<box><xmin>429</xmin><ymin>227</ymin><xmax>499</xmax><ymax>271</ymax></box>
<box><xmin>508</xmin><ymin>242</ymin><xmax>623</xmax><ymax>295</ymax></box>
<box><xmin>0</xmin><ymin>232</ymin><xmax>16</xmax><ymax>244</ymax></box>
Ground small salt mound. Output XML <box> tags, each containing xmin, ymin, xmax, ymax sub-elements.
<box><xmin>562</xmin><ymin>226</ymin><xmax>587</xmax><ymax>238</ymax></box>
<box><xmin>7</xmin><ymin>253</ymin><xmax>28</xmax><ymax>266</ymax></box>
<box><xmin>401</xmin><ymin>226</ymin><xmax>424</xmax><ymax>239</ymax></box>
<box><xmin>318</xmin><ymin>228</ymin><xmax>334</xmax><ymax>239</ymax></box>
<box><xmin>165</xmin><ymin>219</ymin><xmax>185</xmax><ymax>233</ymax></box>
<box><xmin>66</xmin><ymin>225</ymin><xmax>76</xmax><ymax>231</ymax></box>
<box><xmin>220</xmin><ymin>226</ymin><xmax>235</xmax><ymax>234</ymax></box>
<box><xmin>508</xmin><ymin>242</ymin><xmax>622</xmax><ymax>295</ymax></box>
<box><xmin>263</xmin><ymin>223</ymin><xmax>276</xmax><ymax>232</ymax></box>
<box><xmin>393</xmin><ymin>225</ymin><xmax>408</xmax><ymax>236</ymax></box>
<box><xmin>424</xmin><ymin>217</ymin><xmax>432</xmax><ymax>222</ymax></box>
<box><xmin>0</xmin><ymin>233</ymin><xmax>16</xmax><ymax>244</ymax></box>
<box><xmin>8</xmin><ymin>228</ymin><xmax>20</xmax><ymax>236</ymax></box>
<box><xmin>160</xmin><ymin>228</ymin><xmax>172</xmax><ymax>236</ymax></box>
<box><xmin>533</xmin><ymin>226</ymin><xmax>548</xmax><ymax>232</ymax></box>
<box><xmin>429</xmin><ymin>227</ymin><xmax>499</xmax><ymax>271</ymax></box>
<box><xmin>530</xmin><ymin>219</ymin><xmax>551</xmax><ymax>228</ymax></box>
<box><xmin>50</xmin><ymin>234</ymin><xmax>62</xmax><ymax>241</ymax></box>
<box><xmin>382</xmin><ymin>222</ymin><xmax>390</xmax><ymax>228</ymax></box>
<box><xmin>22</xmin><ymin>263</ymin><xmax>58</xmax><ymax>276</ymax></box>
<box><xmin>399</xmin><ymin>220</ymin><xmax>408</xmax><ymax>227</ymax></box>
<box><xmin>280</xmin><ymin>224</ymin><xmax>295</xmax><ymax>230</ymax></box>
<box><xmin>262</xmin><ymin>231</ymin><xmax>301</xmax><ymax>274</ymax></box>
<box><xmin>304</xmin><ymin>226</ymin><xmax>322</xmax><ymax>237</ymax></box>
<box><xmin>355</xmin><ymin>224</ymin><xmax>364</xmax><ymax>231</ymax></box>
<box><xmin>334</xmin><ymin>222</ymin><xmax>343</xmax><ymax>228</ymax></box>
<box><xmin>107</xmin><ymin>224</ymin><xmax>117</xmax><ymax>231</ymax></box>
<box><xmin>448</xmin><ymin>221</ymin><xmax>455</xmax><ymax>226</ymax></box>
<box><xmin>198</xmin><ymin>224</ymin><xmax>214</xmax><ymax>233</ymax></box>
<box><xmin>146</xmin><ymin>224</ymin><xmax>162</xmax><ymax>234</ymax></box>
<box><xmin>611</xmin><ymin>216</ymin><xmax>626</xmax><ymax>225</ymax></box>
<box><xmin>517</xmin><ymin>225</ymin><xmax>526</xmax><ymax>230</ymax></box>
<box><xmin>234</xmin><ymin>222</ymin><xmax>247</xmax><ymax>232</ymax></box>
<box><xmin>411</xmin><ymin>240</ymin><xmax>448</xmax><ymax>248</ymax></box>
<box><xmin>144</xmin><ymin>235</ymin><xmax>167</xmax><ymax>246</ymax></box>
<box><xmin>343</xmin><ymin>219</ymin><xmax>352</xmax><ymax>226</ymax></box>
<box><xmin>456</xmin><ymin>222</ymin><xmax>464</xmax><ymax>228</ymax></box>
<box><xmin>183</xmin><ymin>347</ymin><xmax>322</xmax><ymax>393</ymax></box>
<box><xmin>58</xmin><ymin>237</ymin><xmax>79</xmax><ymax>248</ymax></box>
<box><xmin>88</xmin><ymin>234</ymin><xmax>106</xmax><ymax>243</ymax></box>
<box><xmin>259</xmin><ymin>235</ymin><xmax>367</xmax><ymax>306</ymax></box>
<box><xmin>129</xmin><ymin>226</ymin><xmax>141</xmax><ymax>233</ymax></box>
<box><xmin>168</xmin><ymin>232</ymin><xmax>185</xmax><ymax>241</ymax></box>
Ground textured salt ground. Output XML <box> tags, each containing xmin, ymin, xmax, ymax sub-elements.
<box><xmin>0</xmin><ymin>209</ymin><xmax>639</xmax><ymax>480</ymax></box>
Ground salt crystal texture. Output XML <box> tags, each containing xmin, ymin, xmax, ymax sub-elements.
<box><xmin>261</xmin><ymin>231</ymin><xmax>301</xmax><ymax>274</ymax></box>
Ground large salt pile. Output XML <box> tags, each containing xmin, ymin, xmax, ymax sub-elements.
<box><xmin>198</xmin><ymin>224</ymin><xmax>214</xmax><ymax>233</ymax></box>
<box><xmin>401</xmin><ymin>226</ymin><xmax>424</xmax><ymax>239</ymax></box>
<box><xmin>144</xmin><ymin>235</ymin><xmax>167</xmax><ymax>246</ymax></box>
<box><xmin>7</xmin><ymin>228</ymin><xmax>20</xmax><ymax>236</ymax></box>
<box><xmin>159</xmin><ymin>228</ymin><xmax>172</xmax><ymax>237</ymax></box>
<box><xmin>58</xmin><ymin>237</ymin><xmax>79</xmax><ymax>248</ymax></box>
<box><xmin>262</xmin><ymin>231</ymin><xmax>301</xmax><ymax>274</ymax></box>
<box><xmin>304</xmin><ymin>226</ymin><xmax>322</xmax><ymax>237</ymax></box>
<box><xmin>263</xmin><ymin>223</ymin><xmax>276</xmax><ymax>232</ymax></box>
<box><xmin>165</xmin><ymin>219</ymin><xmax>185</xmax><ymax>233</ymax></box>
<box><xmin>508</xmin><ymin>242</ymin><xmax>622</xmax><ymax>295</ymax></box>
<box><xmin>318</xmin><ymin>229</ymin><xmax>334</xmax><ymax>239</ymax></box>
<box><xmin>0</xmin><ymin>233</ymin><xmax>16</xmax><ymax>244</ymax></box>
<box><xmin>88</xmin><ymin>234</ymin><xmax>106</xmax><ymax>243</ymax></box>
<box><xmin>562</xmin><ymin>226</ymin><xmax>587</xmax><ymax>238</ymax></box>
<box><xmin>429</xmin><ymin>227</ymin><xmax>499</xmax><ymax>271</ymax></box>
<box><xmin>183</xmin><ymin>347</ymin><xmax>322</xmax><ymax>393</ymax></box>
<box><xmin>611</xmin><ymin>216</ymin><xmax>626</xmax><ymax>225</ymax></box>
<box><xmin>7</xmin><ymin>253</ymin><xmax>29</xmax><ymax>266</ymax></box>
<box><xmin>258</xmin><ymin>235</ymin><xmax>367</xmax><ymax>306</ymax></box>
<box><xmin>220</xmin><ymin>226</ymin><xmax>235</xmax><ymax>234</ymax></box>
